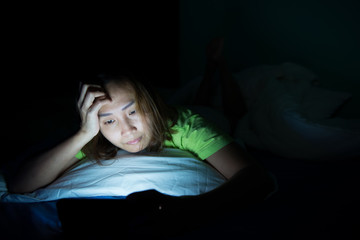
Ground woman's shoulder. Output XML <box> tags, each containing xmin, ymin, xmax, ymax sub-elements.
<box><xmin>171</xmin><ymin>106</ymin><xmax>230</xmax><ymax>136</ymax></box>
<box><xmin>167</xmin><ymin>105</ymin><xmax>233</xmax><ymax>160</ymax></box>
<box><xmin>173</xmin><ymin>106</ymin><xmax>194</xmax><ymax>117</ymax></box>
<box><xmin>172</xmin><ymin>106</ymin><xmax>206</xmax><ymax>127</ymax></box>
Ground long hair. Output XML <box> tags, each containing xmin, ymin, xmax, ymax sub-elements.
<box><xmin>82</xmin><ymin>71</ymin><xmax>177</xmax><ymax>162</ymax></box>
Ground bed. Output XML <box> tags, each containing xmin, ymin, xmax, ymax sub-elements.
<box><xmin>1</xmin><ymin>62</ymin><xmax>359</xmax><ymax>239</ymax></box>
<box><xmin>1</xmin><ymin>148</ymin><xmax>227</xmax><ymax>239</ymax></box>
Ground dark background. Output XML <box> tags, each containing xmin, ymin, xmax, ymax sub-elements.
<box><xmin>179</xmin><ymin>0</ymin><xmax>360</xmax><ymax>118</ymax></box>
<box><xmin>5</xmin><ymin>2</ymin><xmax>179</xmax><ymax>164</ymax></box>
<box><xmin>6</xmin><ymin>2</ymin><xmax>179</xmax><ymax>100</ymax></box>
<box><xmin>4</xmin><ymin>0</ymin><xmax>359</xmax><ymax>163</ymax></box>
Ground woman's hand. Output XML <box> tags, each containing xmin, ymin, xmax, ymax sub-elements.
<box><xmin>77</xmin><ymin>83</ymin><xmax>110</xmax><ymax>138</ymax></box>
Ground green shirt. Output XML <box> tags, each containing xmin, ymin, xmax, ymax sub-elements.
<box><xmin>76</xmin><ymin>107</ymin><xmax>233</xmax><ymax>160</ymax></box>
<box><xmin>164</xmin><ymin>107</ymin><xmax>233</xmax><ymax>160</ymax></box>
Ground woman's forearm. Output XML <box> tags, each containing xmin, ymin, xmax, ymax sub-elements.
<box><xmin>199</xmin><ymin>163</ymin><xmax>276</xmax><ymax>208</ymax></box>
<box><xmin>7</xmin><ymin>130</ymin><xmax>92</xmax><ymax>193</ymax></box>
<box><xmin>175</xmin><ymin>163</ymin><xmax>276</xmax><ymax>219</ymax></box>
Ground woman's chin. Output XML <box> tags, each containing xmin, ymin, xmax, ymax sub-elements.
<box><xmin>122</xmin><ymin>144</ymin><xmax>146</xmax><ymax>153</ymax></box>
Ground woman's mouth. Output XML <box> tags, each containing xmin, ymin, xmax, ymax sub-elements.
<box><xmin>126</xmin><ymin>137</ymin><xmax>142</xmax><ymax>145</ymax></box>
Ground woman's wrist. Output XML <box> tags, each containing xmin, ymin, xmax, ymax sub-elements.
<box><xmin>75</xmin><ymin>128</ymin><xmax>97</xmax><ymax>144</ymax></box>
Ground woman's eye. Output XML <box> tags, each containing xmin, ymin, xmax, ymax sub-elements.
<box><xmin>129</xmin><ymin>110</ymin><xmax>136</xmax><ymax>116</ymax></box>
<box><xmin>104</xmin><ymin>119</ymin><xmax>115</xmax><ymax>125</ymax></box>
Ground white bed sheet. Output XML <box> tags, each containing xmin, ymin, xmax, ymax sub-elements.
<box><xmin>1</xmin><ymin>148</ymin><xmax>226</xmax><ymax>203</ymax></box>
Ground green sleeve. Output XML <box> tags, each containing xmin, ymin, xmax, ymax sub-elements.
<box><xmin>75</xmin><ymin>150</ymin><xmax>86</xmax><ymax>160</ymax></box>
<box><xmin>165</xmin><ymin>108</ymin><xmax>233</xmax><ymax>160</ymax></box>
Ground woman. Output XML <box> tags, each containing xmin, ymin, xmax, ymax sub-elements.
<box><xmin>9</xmin><ymin>72</ymin><xmax>269</xmax><ymax>182</ymax></box>
<box><xmin>8</xmin><ymin>40</ymin><xmax>275</xmax><ymax>230</ymax></box>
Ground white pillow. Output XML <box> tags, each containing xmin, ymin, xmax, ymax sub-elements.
<box><xmin>2</xmin><ymin>149</ymin><xmax>226</xmax><ymax>203</ymax></box>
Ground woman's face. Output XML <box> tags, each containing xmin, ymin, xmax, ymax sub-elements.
<box><xmin>98</xmin><ymin>80</ymin><xmax>152</xmax><ymax>153</ymax></box>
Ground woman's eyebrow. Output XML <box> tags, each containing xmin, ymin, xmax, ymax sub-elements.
<box><xmin>98</xmin><ymin>101</ymin><xmax>135</xmax><ymax>117</ymax></box>
<box><xmin>98</xmin><ymin>100</ymin><xmax>135</xmax><ymax>117</ymax></box>
<box><xmin>121</xmin><ymin>100</ymin><xmax>135</xmax><ymax>111</ymax></box>
<box><xmin>98</xmin><ymin>112</ymin><xmax>112</xmax><ymax>117</ymax></box>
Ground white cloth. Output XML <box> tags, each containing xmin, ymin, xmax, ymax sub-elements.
<box><xmin>1</xmin><ymin>148</ymin><xmax>226</xmax><ymax>203</ymax></box>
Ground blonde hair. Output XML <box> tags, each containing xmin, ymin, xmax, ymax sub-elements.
<box><xmin>82</xmin><ymin>72</ymin><xmax>177</xmax><ymax>162</ymax></box>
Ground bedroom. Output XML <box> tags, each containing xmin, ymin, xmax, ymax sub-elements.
<box><xmin>1</xmin><ymin>0</ymin><xmax>359</xmax><ymax>239</ymax></box>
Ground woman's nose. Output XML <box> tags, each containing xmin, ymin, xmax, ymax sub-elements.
<box><xmin>120</xmin><ymin>120</ymin><xmax>136</xmax><ymax>136</ymax></box>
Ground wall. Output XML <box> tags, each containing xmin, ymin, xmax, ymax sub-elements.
<box><xmin>7</xmin><ymin>2</ymin><xmax>179</xmax><ymax>99</ymax></box>
<box><xmin>4</xmin><ymin>2</ymin><xmax>179</xmax><ymax>166</ymax></box>
<box><xmin>179</xmin><ymin>0</ymin><xmax>360</xmax><ymax>118</ymax></box>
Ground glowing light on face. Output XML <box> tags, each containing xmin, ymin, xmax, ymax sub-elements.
<box><xmin>98</xmin><ymin>81</ymin><xmax>152</xmax><ymax>153</ymax></box>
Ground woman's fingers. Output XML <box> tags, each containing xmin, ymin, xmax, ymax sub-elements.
<box><xmin>79</xmin><ymin>95</ymin><xmax>111</xmax><ymax>137</ymax></box>
<box><xmin>77</xmin><ymin>84</ymin><xmax>103</xmax><ymax>110</ymax></box>
<box><xmin>87</xmin><ymin>96</ymin><xmax>111</xmax><ymax>115</ymax></box>
<box><xmin>77</xmin><ymin>83</ymin><xmax>111</xmax><ymax>117</ymax></box>
<box><xmin>80</xmin><ymin>90</ymin><xmax>107</xmax><ymax>114</ymax></box>
<box><xmin>76</xmin><ymin>83</ymin><xmax>112</xmax><ymax>137</ymax></box>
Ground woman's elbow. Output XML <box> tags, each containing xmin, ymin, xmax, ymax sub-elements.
<box><xmin>253</xmin><ymin>167</ymin><xmax>277</xmax><ymax>201</ymax></box>
<box><xmin>6</xmin><ymin>177</ymin><xmax>37</xmax><ymax>194</ymax></box>
<box><xmin>262</xmin><ymin>172</ymin><xmax>277</xmax><ymax>199</ymax></box>
<box><xmin>240</xmin><ymin>164</ymin><xmax>278</xmax><ymax>202</ymax></box>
